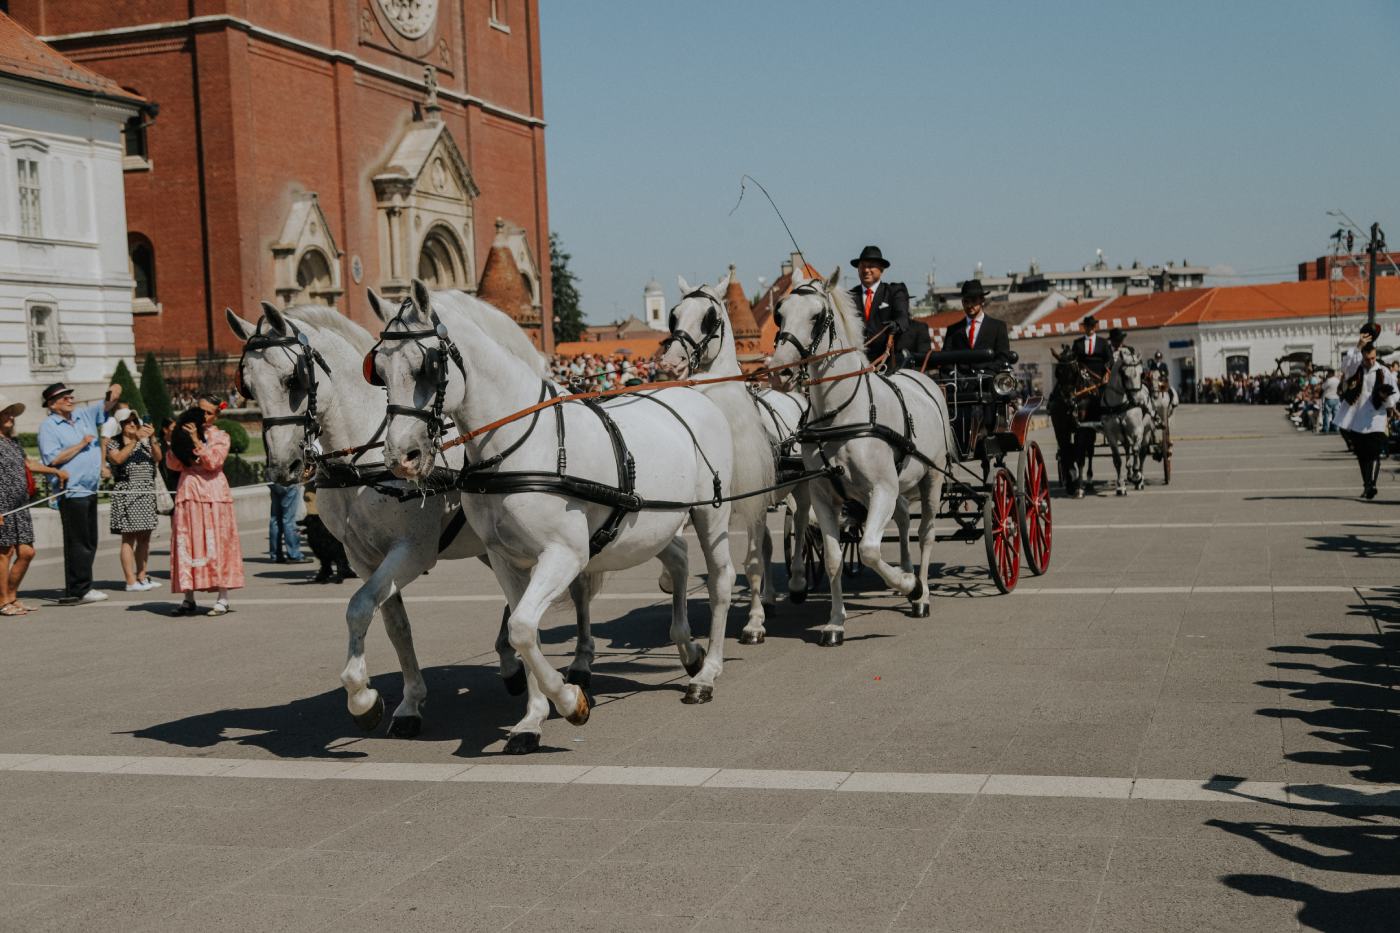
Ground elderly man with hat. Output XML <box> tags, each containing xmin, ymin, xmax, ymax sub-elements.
<box><xmin>848</xmin><ymin>245</ymin><xmax>911</xmax><ymax>364</ymax></box>
<box><xmin>37</xmin><ymin>381</ymin><xmax>123</xmax><ymax>605</ymax></box>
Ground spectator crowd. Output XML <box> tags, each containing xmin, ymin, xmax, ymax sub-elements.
<box><xmin>549</xmin><ymin>353</ymin><xmax>664</xmax><ymax>389</ymax></box>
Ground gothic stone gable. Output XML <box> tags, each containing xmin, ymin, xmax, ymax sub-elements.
<box><xmin>373</xmin><ymin>121</ymin><xmax>480</xmax><ymax>300</ymax></box>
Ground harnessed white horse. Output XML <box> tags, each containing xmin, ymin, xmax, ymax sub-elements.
<box><xmin>656</xmin><ymin>273</ymin><xmax>812</xmax><ymax>644</ymax></box>
<box><xmin>764</xmin><ymin>267</ymin><xmax>951</xmax><ymax>644</ymax></box>
<box><xmin>373</xmin><ymin>281</ymin><xmax>736</xmax><ymax>750</ymax></box>
<box><xmin>1101</xmin><ymin>348</ymin><xmax>1149</xmax><ymax>494</ymax></box>
<box><xmin>227</xmin><ymin>298</ymin><xmax>601</xmax><ymax>743</ymax></box>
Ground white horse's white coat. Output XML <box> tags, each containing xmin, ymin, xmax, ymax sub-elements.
<box><xmin>657</xmin><ymin>274</ymin><xmax>812</xmax><ymax>642</ymax></box>
<box><xmin>1102</xmin><ymin>349</ymin><xmax>1150</xmax><ymax>495</ymax></box>
<box><xmin>764</xmin><ymin>268</ymin><xmax>950</xmax><ymax>641</ymax></box>
<box><xmin>226</xmin><ymin>298</ymin><xmax>597</xmax><ymax>739</ymax></box>
<box><xmin>376</xmin><ymin>282</ymin><xmax>736</xmax><ymax>739</ymax></box>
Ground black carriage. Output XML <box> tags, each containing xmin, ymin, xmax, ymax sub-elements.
<box><xmin>781</xmin><ymin>349</ymin><xmax>1051</xmax><ymax>595</ymax></box>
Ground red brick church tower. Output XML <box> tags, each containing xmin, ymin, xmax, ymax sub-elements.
<box><xmin>7</xmin><ymin>1</ymin><xmax>552</xmax><ymax>357</ymax></box>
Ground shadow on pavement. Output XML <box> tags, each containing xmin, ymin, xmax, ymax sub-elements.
<box><xmin>1206</xmin><ymin>590</ymin><xmax>1400</xmax><ymax>930</ymax></box>
<box><xmin>1306</xmin><ymin>533</ymin><xmax>1400</xmax><ymax>558</ymax></box>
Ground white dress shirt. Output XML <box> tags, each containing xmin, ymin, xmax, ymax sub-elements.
<box><xmin>1337</xmin><ymin>349</ymin><xmax>1398</xmax><ymax>434</ymax></box>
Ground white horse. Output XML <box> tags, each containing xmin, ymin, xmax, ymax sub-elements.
<box><xmin>226</xmin><ymin>297</ymin><xmax>599</xmax><ymax>743</ymax></box>
<box><xmin>374</xmin><ymin>281</ymin><xmax>735</xmax><ymax>750</ymax></box>
<box><xmin>656</xmin><ymin>273</ymin><xmax>812</xmax><ymax>644</ymax></box>
<box><xmin>1101</xmin><ymin>348</ymin><xmax>1150</xmax><ymax>494</ymax></box>
<box><xmin>764</xmin><ymin>267</ymin><xmax>950</xmax><ymax>644</ymax></box>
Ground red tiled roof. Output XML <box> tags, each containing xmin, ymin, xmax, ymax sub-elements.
<box><xmin>554</xmin><ymin>335</ymin><xmax>666</xmax><ymax>359</ymax></box>
<box><xmin>0</xmin><ymin>12</ymin><xmax>143</xmax><ymax>104</ymax></box>
<box><xmin>723</xmin><ymin>265</ymin><xmax>760</xmax><ymax>339</ymax></box>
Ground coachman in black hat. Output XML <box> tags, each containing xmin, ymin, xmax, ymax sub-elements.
<box><xmin>848</xmin><ymin>245</ymin><xmax>911</xmax><ymax>364</ymax></box>
<box><xmin>942</xmin><ymin>280</ymin><xmax>1011</xmax><ymax>360</ymax></box>
<box><xmin>1066</xmin><ymin>314</ymin><xmax>1114</xmax><ymax>497</ymax></box>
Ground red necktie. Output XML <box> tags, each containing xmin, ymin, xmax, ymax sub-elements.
<box><xmin>967</xmin><ymin>317</ymin><xmax>978</xmax><ymax>348</ymax></box>
<box><xmin>864</xmin><ymin>289</ymin><xmax>874</xmax><ymax>320</ymax></box>
<box><xmin>1087</xmin><ymin>336</ymin><xmax>1095</xmax><ymax>355</ymax></box>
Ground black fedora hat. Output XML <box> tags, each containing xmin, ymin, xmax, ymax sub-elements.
<box><xmin>1108</xmin><ymin>327</ymin><xmax>1127</xmax><ymax>343</ymax></box>
<box><xmin>41</xmin><ymin>382</ymin><xmax>74</xmax><ymax>406</ymax></box>
<box><xmin>850</xmin><ymin>245</ymin><xmax>890</xmax><ymax>269</ymax></box>
<box><xmin>1081</xmin><ymin>315</ymin><xmax>1098</xmax><ymax>329</ymax></box>
<box><xmin>960</xmin><ymin>279</ymin><xmax>989</xmax><ymax>304</ymax></box>
<box><xmin>1361</xmin><ymin>321</ymin><xmax>1382</xmax><ymax>339</ymax></box>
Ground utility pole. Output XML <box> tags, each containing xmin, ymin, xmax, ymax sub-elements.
<box><xmin>1367</xmin><ymin>222</ymin><xmax>1385</xmax><ymax>325</ymax></box>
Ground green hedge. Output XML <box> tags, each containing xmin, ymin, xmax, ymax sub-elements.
<box><xmin>216</xmin><ymin>419</ymin><xmax>250</xmax><ymax>455</ymax></box>
<box><xmin>111</xmin><ymin>359</ymin><xmax>147</xmax><ymax>418</ymax></box>
<box><xmin>139</xmin><ymin>352</ymin><xmax>175</xmax><ymax>426</ymax></box>
<box><xmin>223</xmin><ymin>455</ymin><xmax>264</xmax><ymax>488</ymax></box>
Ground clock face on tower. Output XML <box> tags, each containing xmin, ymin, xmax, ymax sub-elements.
<box><xmin>376</xmin><ymin>0</ymin><xmax>439</xmax><ymax>39</ymax></box>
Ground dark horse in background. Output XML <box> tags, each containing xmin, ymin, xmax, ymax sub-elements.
<box><xmin>1047</xmin><ymin>348</ymin><xmax>1103</xmax><ymax>497</ymax></box>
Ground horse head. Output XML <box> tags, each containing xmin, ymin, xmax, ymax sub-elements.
<box><xmin>657</xmin><ymin>271</ymin><xmax>733</xmax><ymax>379</ymax></box>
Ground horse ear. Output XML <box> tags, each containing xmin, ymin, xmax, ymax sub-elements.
<box><xmin>261</xmin><ymin>300</ymin><xmax>288</xmax><ymax>333</ymax></box>
<box><xmin>716</xmin><ymin>270</ymin><xmax>731</xmax><ymax>294</ymax></box>
<box><xmin>226</xmin><ymin>307</ymin><xmax>258</xmax><ymax>341</ymax></box>
<box><xmin>410</xmin><ymin>278</ymin><xmax>432</xmax><ymax>319</ymax></box>
<box><xmin>367</xmin><ymin>288</ymin><xmax>389</xmax><ymax>323</ymax></box>
<box><xmin>790</xmin><ymin>265</ymin><xmax>808</xmax><ymax>286</ymax></box>
<box><xmin>826</xmin><ymin>266</ymin><xmax>842</xmax><ymax>290</ymax></box>
<box><xmin>677</xmin><ymin>275</ymin><xmax>691</xmax><ymax>295</ymax></box>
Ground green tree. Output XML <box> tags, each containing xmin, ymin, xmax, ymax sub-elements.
<box><xmin>110</xmin><ymin>359</ymin><xmax>147</xmax><ymax>418</ymax></box>
<box><xmin>139</xmin><ymin>352</ymin><xmax>175</xmax><ymax>426</ymax></box>
<box><xmin>550</xmin><ymin>231</ymin><xmax>585</xmax><ymax>344</ymax></box>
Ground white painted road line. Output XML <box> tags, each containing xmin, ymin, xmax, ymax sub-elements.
<box><xmin>5</xmin><ymin>753</ymin><xmax>1397</xmax><ymax>808</ymax></box>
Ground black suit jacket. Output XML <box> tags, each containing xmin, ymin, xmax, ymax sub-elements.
<box><xmin>1072</xmin><ymin>334</ymin><xmax>1113</xmax><ymax>379</ymax></box>
<box><xmin>942</xmin><ymin>313</ymin><xmax>1011</xmax><ymax>360</ymax></box>
<box><xmin>898</xmin><ymin>320</ymin><xmax>933</xmax><ymax>369</ymax></box>
<box><xmin>849</xmin><ymin>281</ymin><xmax>910</xmax><ymax>361</ymax></box>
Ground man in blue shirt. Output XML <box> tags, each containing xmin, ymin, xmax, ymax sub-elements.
<box><xmin>38</xmin><ymin>381</ymin><xmax>122</xmax><ymax>605</ymax></box>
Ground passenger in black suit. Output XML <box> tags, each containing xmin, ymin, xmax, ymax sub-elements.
<box><xmin>1068</xmin><ymin>314</ymin><xmax>1112</xmax><ymax>497</ymax></box>
<box><xmin>940</xmin><ymin>279</ymin><xmax>1012</xmax><ymax>361</ymax></box>
<box><xmin>848</xmin><ymin>245</ymin><xmax>911</xmax><ymax>365</ymax></box>
<box><xmin>898</xmin><ymin>320</ymin><xmax>932</xmax><ymax>370</ymax></box>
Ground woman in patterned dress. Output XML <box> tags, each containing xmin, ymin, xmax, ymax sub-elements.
<box><xmin>0</xmin><ymin>396</ymin><xmax>70</xmax><ymax>616</ymax></box>
<box><xmin>106</xmin><ymin>410</ymin><xmax>162</xmax><ymax>592</ymax></box>
<box><xmin>165</xmin><ymin>401</ymin><xmax>245</xmax><ymax>616</ymax></box>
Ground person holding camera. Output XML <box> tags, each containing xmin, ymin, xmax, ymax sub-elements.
<box><xmin>1337</xmin><ymin>322</ymin><xmax>1397</xmax><ymax>499</ymax></box>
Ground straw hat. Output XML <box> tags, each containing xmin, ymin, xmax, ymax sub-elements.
<box><xmin>0</xmin><ymin>393</ymin><xmax>25</xmax><ymax>422</ymax></box>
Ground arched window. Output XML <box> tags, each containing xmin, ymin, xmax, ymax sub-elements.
<box><xmin>129</xmin><ymin>233</ymin><xmax>158</xmax><ymax>313</ymax></box>
<box><xmin>295</xmin><ymin>248</ymin><xmax>335</xmax><ymax>305</ymax></box>
<box><xmin>121</xmin><ymin>89</ymin><xmax>151</xmax><ymax>170</ymax></box>
<box><xmin>418</xmin><ymin>226</ymin><xmax>466</xmax><ymax>289</ymax></box>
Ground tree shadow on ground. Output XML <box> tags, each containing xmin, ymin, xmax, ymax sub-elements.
<box><xmin>1206</xmin><ymin>589</ymin><xmax>1400</xmax><ymax>930</ymax></box>
<box><xmin>1306</xmin><ymin>533</ymin><xmax>1400</xmax><ymax>558</ymax></box>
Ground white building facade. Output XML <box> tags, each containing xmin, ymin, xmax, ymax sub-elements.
<box><xmin>0</xmin><ymin>39</ymin><xmax>143</xmax><ymax>430</ymax></box>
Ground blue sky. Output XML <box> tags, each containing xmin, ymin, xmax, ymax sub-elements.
<box><xmin>540</xmin><ymin>0</ymin><xmax>1400</xmax><ymax>323</ymax></box>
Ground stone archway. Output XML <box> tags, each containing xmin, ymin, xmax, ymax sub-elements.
<box><xmin>417</xmin><ymin>225</ymin><xmax>467</xmax><ymax>289</ymax></box>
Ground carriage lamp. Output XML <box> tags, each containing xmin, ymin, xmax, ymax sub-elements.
<box><xmin>992</xmin><ymin>372</ymin><xmax>1018</xmax><ymax>396</ymax></box>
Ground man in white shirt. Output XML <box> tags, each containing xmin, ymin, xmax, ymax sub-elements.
<box><xmin>1320</xmin><ymin>370</ymin><xmax>1341</xmax><ymax>434</ymax></box>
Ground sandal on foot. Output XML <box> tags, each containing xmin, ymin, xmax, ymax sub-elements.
<box><xmin>0</xmin><ymin>603</ymin><xmax>25</xmax><ymax>617</ymax></box>
<box><xmin>206</xmin><ymin>601</ymin><xmax>230</xmax><ymax>617</ymax></box>
<box><xmin>173</xmin><ymin>601</ymin><xmax>199</xmax><ymax>617</ymax></box>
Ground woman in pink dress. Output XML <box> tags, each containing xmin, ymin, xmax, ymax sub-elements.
<box><xmin>166</xmin><ymin>399</ymin><xmax>244</xmax><ymax>616</ymax></box>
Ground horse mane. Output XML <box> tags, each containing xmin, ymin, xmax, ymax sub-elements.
<box><xmin>432</xmin><ymin>289</ymin><xmax>548</xmax><ymax>377</ymax></box>
<box><xmin>826</xmin><ymin>280</ymin><xmax>864</xmax><ymax>347</ymax></box>
<box><xmin>283</xmin><ymin>305</ymin><xmax>376</xmax><ymax>355</ymax></box>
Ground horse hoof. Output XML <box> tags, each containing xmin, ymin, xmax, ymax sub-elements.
<box><xmin>818</xmin><ymin>630</ymin><xmax>844</xmax><ymax>647</ymax></box>
<box><xmin>564</xmin><ymin>687</ymin><xmax>590</xmax><ymax>726</ymax></box>
<box><xmin>502</xmin><ymin>667</ymin><xmax>527</xmax><ymax>696</ymax></box>
<box><xmin>388</xmin><ymin>715</ymin><xmax>422</xmax><ymax>739</ymax></box>
<box><xmin>788</xmin><ymin>588</ymin><xmax>808</xmax><ymax>604</ymax></box>
<box><xmin>1115</xmin><ymin>488</ymin><xmax>1126</xmax><ymax>497</ymax></box>
<box><xmin>350</xmin><ymin>694</ymin><xmax>384</xmax><ymax>732</ymax></box>
<box><xmin>681</xmin><ymin>684</ymin><xmax>714</xmax><ymax>704</ymax></box>
<box><xmin>910</xmin><ymin>602</ymin><xmax>930</xmax><ymax>618</ymax></box>
<box><xmin>503</xmin><ymin>732</ymin><xmax>540</xmax><ymax>755</ymax></box>
<box><xmin>738</xmin><ymin>630</ymin><xmax>766</xmax><ymax>646</ymax></box>
<box><xmin>683</xmin><ymin>644</ymin><xmax>707</xmax><ymax>678</ymax></box>
<box><xmin>905</xmin><ymin>577</ymin><xmax>925</xmax><ymax>604</ymax></box>
<box><xmin>565</xmin><ymin>669</ymin><xmax>592</xmax><ymax>692</ymax></box>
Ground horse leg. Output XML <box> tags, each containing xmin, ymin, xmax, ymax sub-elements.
<box><xmin>501</xmin><ymin>547</ymin><xmax>591</xmax><ymax>741</ymax></box>
<box><xmin>740</xmin><ymin>519</ymin><xmax>770</xmax><ymax>645</ymax></box>
<box><xmin>857</xmin><ymin>483</ymin><xmax>917</xmax><ymax>599</ymax></box>
<box><xmin>659</xmin><ymin>535</ymin><xmax>704</xmax><ymax>670</ymax></box>
<box><xmin>341</xmin><ymin>546</ymin><xmax>415</xmax><ymax>732</ymax></box>
<box><xmin>759</xmin><ymin>523</ymin><xmax>777</xmax><ymax>612</ymax></box>
<box><xmin>379</xmin><ymin>593</ymin><xmax>428</xmax><ymax>738</ymax></box>
<box><xmin>813</xmin><ymin>495</ymin><xmax>846</xmax><ymax>645</ymax></box>
<box><xmin>488</xmin><ymin>563</ymin><xmax>551</xmax><ymax>754</ymax></box>
<box><xmin>787</xmin><ymin>485</ymin><xmax>812</xmax><ymax>601</ymax></box>
<box><xmin>683</xmin><ymin>505</ymin><xmax>734</xmax><ymax>703</ymax></box>
<box><xmin>564</xmin><ymin>574</ymin><xmax>598</xmax><ymax>693</ymax></box>
<box><xmin>894</xmin><ymin>495</ymin><xmax>913</xmax><ymax>574</ymax></box>
<box><xmin>910</xmin><ymin>471</ymin><xmax>940</xmax><ymax>619</ymax></box>
<box><xmin>1109</xmin><ymin>430</ymin><xmax>1126</xmax><ymax>496</ymax></box>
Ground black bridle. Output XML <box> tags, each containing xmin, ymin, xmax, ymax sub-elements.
<box><xmin>772</xmin><ymin>282</ymin><xmax>837</xmax><ymax>363</ymax></box>
<box><xmin>237</xmin><ymin>319</ymin><xmax>332</xmax><ymax>463</ymax></box>
<box><xmin>661</xmin><ymin>289</ymin><xmax>727</xmax><ymax>374</ymax></box>
<box><xmin>364</xmin><ymin>299</ymin><xmax>466</xmax><ymax>461</ymax></box>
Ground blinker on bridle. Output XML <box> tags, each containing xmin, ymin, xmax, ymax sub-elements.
<box><xmin>237</xmin><ymin>319</ymin><xmax>332</xmax><ymax>459</ymax></box>
<box><xmin>364</xmin><ymin>298</ymin><xmax>467</xmax><ymax>456</ymax></box>
<box><xmin>772</xmin><ymin>282</ymin><xmax>837</xmax><ymax>362</ymax></box>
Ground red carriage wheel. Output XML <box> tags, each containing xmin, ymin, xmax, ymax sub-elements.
<box><xmin>983</xmin><ymin>467</ymin><xmax>1021</xmax><ymax>593</ymax></box>
<box><xmin>1016</xmin><ymin>441</ymin><xmax>1052</xmax><ymax>575</ymax></box>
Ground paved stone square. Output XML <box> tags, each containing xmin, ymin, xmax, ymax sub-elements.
<box><xmin>0</xmin><ymin>405</ymin><xmax>1397</xmax><ymax>931</ymax></box>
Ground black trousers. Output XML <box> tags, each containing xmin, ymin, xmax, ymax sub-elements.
<box><xmin>58</xmin><ymin>494</ymin><xmax>98</xmax><ymax>598</ymax></box>
<box><xmin>1346</xmin><ymin>430</ymin><xmax>1386</xmax><ymax>489</ymax></box>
